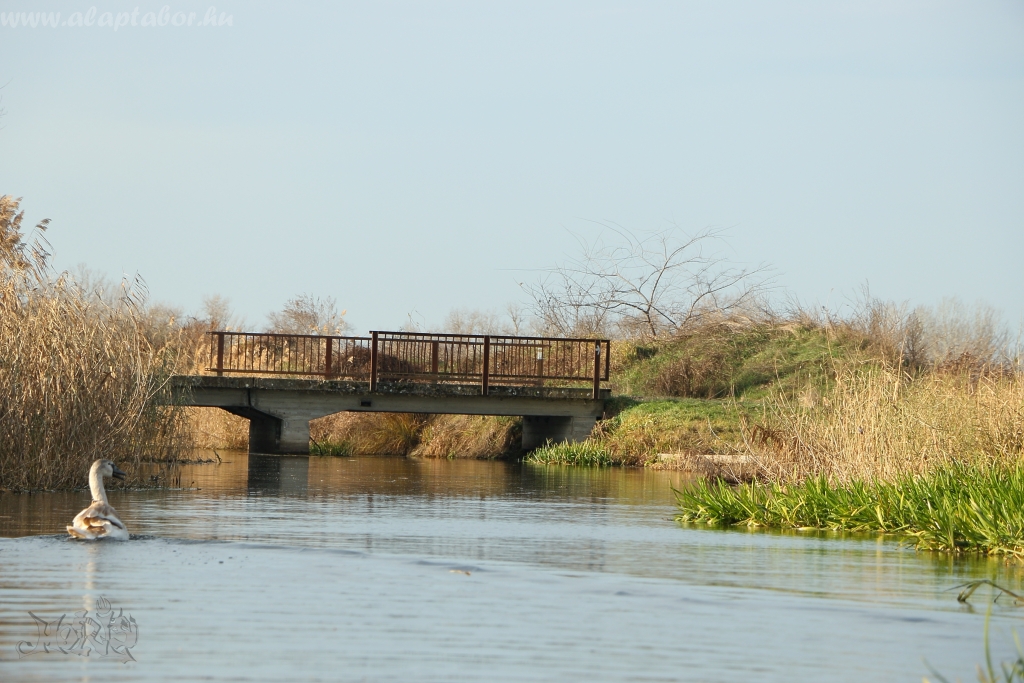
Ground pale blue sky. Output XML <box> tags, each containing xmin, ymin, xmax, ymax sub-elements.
<box><xmin>1</xmin><ymin>1</ymin><xmax>1022</xmax><ymax>331</ymax></box>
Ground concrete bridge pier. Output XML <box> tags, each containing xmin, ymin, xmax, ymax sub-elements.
<box><xmin>226</xmin><ymin>407</ymin><xmax>315</xmax><ymax>455</ymax></box>
<box><xmin>248</xmin><ymin>414</ymin><xmax>316</xmax><ymax>455</ymax></box>
<box><xmin>250</xmin><ymin>416</ymin><xmax>314</xmax><ymax>455</ymax></box>
<box><xmin>247</xmin><ymin>415</ymin><xmax>280</xmax><ymax>453</ymax></box>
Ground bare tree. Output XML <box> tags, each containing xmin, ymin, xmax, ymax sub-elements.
<box><xmin>916</xmin><ymin>297</ymin><xmax>1015</xmax><ymax>365</ymax></box>
<box><xmin>194</xmin><ymin>294</ymin><xmax>249</xmax><ymax>331</ymax></box>
<box><xmin>442</xmin><ymin>308</ymin><xmax>505</xmax><ymax>335</ymax></box>
<box><xmin>523</xmin><ymin>224</ymin><xmax>769</xmax><ymax>339</ymax></box>
<box><xmin>504</xmin><ymin>302</ymin><xmax>528</xmax><ymax>335</ymax></box>
<box><xmin>437</xmin><ymin>304</ymin><xmax>532</xmax><ymax>335</ymax></box>
<box><xmin>267</xmin><ymin>294</ymin><xmax>349</xmax><ymax>335</ymax></box>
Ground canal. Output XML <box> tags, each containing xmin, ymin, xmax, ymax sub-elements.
<box><xmin>0</xmin><ymin>453</ymin><xmax>1018</xmax><ymax>681</ymax></box>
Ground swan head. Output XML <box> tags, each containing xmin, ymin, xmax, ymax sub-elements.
<box><xmin>91</xmin><ymin>459</ymin><xmax>127</xmax><ymax>481</ymax></box>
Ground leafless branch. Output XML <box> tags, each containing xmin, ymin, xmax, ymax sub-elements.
<box><xmin>267</xmin><ymin>294</ymin><xmax>349</xmax><ymax>335</ymax></box>
<box><xmin>523</xmin><ymin>223</ymin><xmax>771</xmax><ymax>339</ymax></box>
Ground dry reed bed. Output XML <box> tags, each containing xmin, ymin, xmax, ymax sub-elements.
<box><xmin>0</xmin><ymin>196</ymin><xmax>189</xmax><ymax>491</ymax></box>
<box><xmin>182</xmin><ymin>407</ymin><xmax>249</xmax><ymax>450</ymax></box>
<box><xmin>747</xmin><ymin>362</ymin><xmax>1024</xmax><ymax>483</ymax></box>
<box><xmin>310</xmin><ymin>412</ymin><xmax>520</xmax><ymax>459</ymax></box>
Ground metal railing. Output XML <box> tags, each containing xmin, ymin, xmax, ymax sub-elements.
<box><xmin>206</xmin><ymin>330</ymin><xmax>610</xmax><ymax>398</ymax></box>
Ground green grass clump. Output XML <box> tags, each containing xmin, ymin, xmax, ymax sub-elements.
<box><xmin>675</xmin><ymin>463</ymin><xmax>1024</xmax><ymax>556</ymax></box>
<box><xmin>614</xmin><ymin>324</ymin><xmax>861</xmax><ymax>400</ymax></box>
<box><xmin>526</xmin><ymin>440</ymin><xmax>615</xmax><ymax>466</ymax></box>
<box><xmin>310</xmin><ymin>439</ymin><xmax>353</xmax><ymax>456</ymax></box>
<box><xmin>595</xmin><ymin>398</ymin><xmax>751</xmax><ymax>465</ymax></box>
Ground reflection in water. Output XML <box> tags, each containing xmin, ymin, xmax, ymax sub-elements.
<box><xmin>0</xmin><ymin>452</ymin><xmax>1020</xmax><ymax>682</ymax></box>
<box><xmin>247</xmin><ymin>454</ymin><xmax>309</xmax><ymax>495</ymax></box>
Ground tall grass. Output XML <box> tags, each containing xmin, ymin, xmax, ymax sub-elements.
<box><xmin>675</xmin><ymin>462</ymin><xmax>1024</xmax><ymax>556</ymax></box>
<box><xmin>411</xmin><ymin>414</ymin><xmax>520</xmax><ymax>459</ymax></box>
<box><xmin>0</xmin><ymin>196</ymin><xmax>188</xmax><ymax>490</ymax></box>
<box><xmin>182</xmin><ymin>407</ymin><xmax>248</xmax><ymax>450</ymax></box>
<box><xmin>656</xmin><ymin>306</ymin><xmax>1024</xmax><ymax>553</ymax></box>
<box><xmin>745</xmin><ymin>363</ymin><xmax>1024</xmax><ymax>483</ymax></box>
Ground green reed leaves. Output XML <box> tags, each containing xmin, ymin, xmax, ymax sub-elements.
<box><xmin>526</xmin><ymin>440</ymin><xmax>615</xmax><ymax>467</ymax></box>
<box><xmin>675</xmin><ymin>463</ymin><xmax>1024</xmax><ymax>556</ymax></box>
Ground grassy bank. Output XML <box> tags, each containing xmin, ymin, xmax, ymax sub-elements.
<box><xmin>675</xmin><ymin>463</ymin><xmax>1024</xmax><ymax>556</ymax></box>
<box><xmin>534</xmin><ymin>315</ymin><xmax>1024</xmax><ymax>553</ymax></box>
<box><xmin>0</xmin><ymin>196</ymin><xmax>189</xmax><ymax>491</ymax></box>
<box><xmin>741</xmin><ymin>361</ymin><xmax>1024</xmax><ymax>482</ymax></box>
<box><xmin>538</xmin><ymin>315</ymin><xmax>1022</xmax><ymax>472</ymax></box>
<box><xmin>610</xmin><ymin>321</ymin><xmax>867</xmax><ymax>400</ymax></box>
<box><xmin>529</xmin><ymin>321</ymin><xmax>865</xmax><ymax>468</ymax></box>
<box><xmin>527</xmin><ymin>397</ymin><xmax>750</xmax><ymax>467</ymax></box>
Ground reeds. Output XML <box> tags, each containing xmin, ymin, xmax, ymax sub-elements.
<box><xmin>181</xmin><ymin>407</ymin><xmax>248</xmax><ymax>450</ymax></box>
<box><xmin>0</xmin><ymin>196</ymin><xmax>188</xmax><ymax>490</ymax></box>
<box><xmin>410</xmin><ymin>414</ymin><xmax>520</xmax><ymax>459</ymax></box>
<box><xmin>526</xmin><ymin>440</ymin><xmax>614</xmax><ymax>466</ymax></box>
<box><xmin>310</xmin><ymin>412</ymin><xmax>520</xmax><ymax>459</ymax></box>
<box><xmin>675</xmin><ymin>462</ymin><xmax>1024</xmax><ymax>556</ymax></box>
<box><xmin>744</xmin><ymin>362</ymin><xmax>1024</xmax><ymax>483</ymax></box>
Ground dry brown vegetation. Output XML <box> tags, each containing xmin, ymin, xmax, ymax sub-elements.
<box><xmin>744</xmin><ymin>361</ymin><xmax>1024</xmax><ymax>483</ymax></box>
<box><xmin>310</xmin><ymin>412</ymin><xmax>520</xmax><ymax>459</ymax></box>
<box><xmin>535</xmin><ymin>293</ymin><xmax>1023</xmax><ymax>483</ymax></box>
<box><xmin>183</xmin><ymin>407</ymin><xmax>249</xmax><ymax>450</ymax></box>
<box><xmin>738</xmin><ymin>295</ymin><xmax>1023</xmax><ymax>482</ymax></box>
<box><xmin>0</xmin><ymin>196</ymin><xmax>191</xmax><ymax>491</ymax></box>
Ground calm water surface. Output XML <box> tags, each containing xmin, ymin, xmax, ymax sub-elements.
<box><xmin>1</xmin><ymin>453</ymin><xmax>1021</xmax><ymax>682</ymax></box>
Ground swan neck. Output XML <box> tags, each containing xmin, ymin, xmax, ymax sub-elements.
<box><xmin>89</xmin><ymin>468</ymin><xmax>108</xmax><ymax>504</ymax></box>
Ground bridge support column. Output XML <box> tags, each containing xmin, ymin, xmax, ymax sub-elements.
<box><xmin>278</xmin><ymin>417</ymin><xmax>312</xmax><ymax>454</ymax></box>
<box><xmin>522</xmin><ymin>415</ymin><xmax>597</xmax><ymax>450</ymax></box>
<box><xmin>248</xmin><ymin>414</ymin><xmax>281</xmax><ymax>454</ymax></box>
<box><xmin>246</xmin><ymin>413</ymin><xmax>311</xmax><ymax>454</ymax></box>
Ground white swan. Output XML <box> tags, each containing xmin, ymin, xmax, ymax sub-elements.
<box><xmin>67</xmin><ymin>459</ymin><xmax>129</xmax><ymax>541</ymax></box>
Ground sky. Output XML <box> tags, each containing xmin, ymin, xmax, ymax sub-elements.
<box><xmin>0</xmin><ymin>0</ymin><xmax>1022</xmax><ymax>332</ymax></box>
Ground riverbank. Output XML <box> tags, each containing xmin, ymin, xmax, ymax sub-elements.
<box><xmin>532</xmin><ymin>319</ymin><xmax>1024</xmax><ymax>479</ymax></box>
<box><xmin>530</xmin><ymin>319</ymin><xmax>1024</xmax><ymax>554</ymax></box>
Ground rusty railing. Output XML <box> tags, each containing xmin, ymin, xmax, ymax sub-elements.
<box><xmin>206</xmin><ymin>332</ymin><xmax>373</xmax><ymax>380</ymax></box>
<box><xmin>206</xmin><ymin>331</ymin><xmax>610</xmax><ymax>398</ymax></box>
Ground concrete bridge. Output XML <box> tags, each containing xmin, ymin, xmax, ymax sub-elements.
<box><xmin>168</xmin><ymin>331</ymin><xmax>611</xmax><ymax>455</ymax></box>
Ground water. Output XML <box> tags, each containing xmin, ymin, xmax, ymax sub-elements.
<box><xmin>1</xmin><ymin>453</ymin><xmax>1020</xmax><ymax>682</ymax></box>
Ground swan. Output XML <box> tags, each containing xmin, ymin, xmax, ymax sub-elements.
<box><xmin>67</xmin><ymin>459</ymin><xmax>129</xmax><ymax>541</ymax></box>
